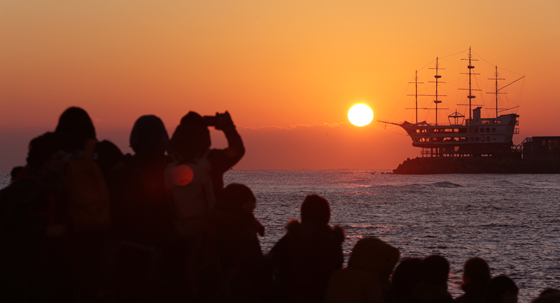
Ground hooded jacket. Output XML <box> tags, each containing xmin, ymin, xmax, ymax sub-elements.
<box><xmin>268</xmin><ymin>219</ymin><xmax>345</xmax><ymax>303</ymax></box>
<box><xmin>325</xmin><ymin>237</ymin><xmax>400</xmax><ymax>303</ymax></box>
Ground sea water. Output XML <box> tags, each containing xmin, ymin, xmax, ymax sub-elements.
<box><xmin>2</xmin><ymin>170</ymin><xmax>559</xmax><ymax>302</ymax></box>
<box><xmin>223</xmin><ymin>170</ymin><xmax>560</xmax><ymax>302</ymax></box>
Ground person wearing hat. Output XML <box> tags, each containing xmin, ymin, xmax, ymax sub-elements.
<box><xmin>206</xmin><ymin>183</ymin><xmax>266</xmax><ymax>303</ymax></box>
<box><xmin>267</xmin><ymin>194</ymin><xmax>345</xmax><ymax>303</ymax></box>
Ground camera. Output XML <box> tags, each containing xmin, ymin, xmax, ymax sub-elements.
<box><xmin>203</xmin><ymin>115</ymin><xmax>218</xmax><ymax>127</ymax></box>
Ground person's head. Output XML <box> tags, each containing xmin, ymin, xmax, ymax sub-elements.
<box><xmin>170</xmin><ymin>111</ymin><xmax>211</xmax><ymax>160</ymax></box>
<box><xmin>129</xmin><ymin>115</ymin><xmax>169</xmax><ymax>156</ymax></box>
<box><xmin>347</xmin><ymin>237</ymin><xmax>400</xmax><ymax>280</ymax></box>
<box><xmin>26</xmin><ymin>132</ymin><xmax>65</xmax><ymax>175</ymax></box>
<box><xmin>55</xmin><ymin>107</ymin><xmax>96</xmax><ymax>152</ymax></box>
<box><xmin>419</xmin><ymin>255</ymin><xmax>450</xmax><ymax>287</ymax></box>
<box><xmin>300</xmin><ymin>194</ymin><xmax>331</xmax><ymax>225</ymax></box>
<box><xmin>539</xmin><ymin>289</ymin><xmax>560</xmax><ymax>298</ymax></box>
<box><xmin>461</xmin><ymin>257</ymin><xmax>491</xmax><ymax>293</ymax></box>
<box><xmin>485</xmin><ymin>275</ymin><xmax>519</xmax><ymax>303</ymax></box>
<box><xmin>391</xmin><ymin>257</ymin><xmax>422</xmax><ymax>296</ymax></box>
<box><xmin>217</xmin><ymin>183</ymin><xmax>256</xmax><ymax>214</ymax></box>
<box><xmin>532</xmin><ymin>288</ymin><xmax>560</xmax><ymax>303</ymax></box>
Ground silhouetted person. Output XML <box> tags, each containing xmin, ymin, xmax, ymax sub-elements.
<box><xmin>268</xmin><ymin>194</ymin><xmax>345</xmax><ymax>303</ymax></box>
<box><xmin>324</xmin><ymin>237</ymin><xmax>400</xmax><ymax>303</ymax></box>
<box><xmin>483</xmin><ymin>275</ymin><xmax>518</xmax><ymax>303</ymax></box>
<box><xmin>0</xmin><ymin>132</ymin><xmax>72</xmax><ymax>302</ymax></box>
<box><xmin>455</xmin><ymin>257</ymin><xmax>491</xmax><ymax>303</ymax></box>
<box><xmin>208</xmin><ymin>183</ymin><xmax>266</xmax><ymax>303</ymax></box>
<box><xmin>54</xmin><ymin>107</ymin><xmax>123</xmax><ymax>302</ymax></box>
<box><xmin>164</xmin><ymin>111</ymin><xmax>245</xmax><ymax>301</ymax></box>
<box><xmin>412</xmin><ymin>255</ymin><xmax>454</xmax><ymax>303</ymax></box>
<box><xmin>389</xmin><ymin>257</ymin><xmax>423</xmax><ymax>303</ymax></box>
<box><xmin>531</xmin><ymin>288</ymin><xmax>560</xmax><ymax>303</ymax></box>
<box><xmin>109</xmin><ymin>115</ymin><xmax>173</xmax><ymax>303</ymax></box>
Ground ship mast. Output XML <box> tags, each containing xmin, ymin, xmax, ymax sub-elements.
<box><xmin>460</xmin><ymin>47</ymin><xmax>479</xmax><ymax>123</ymax></box>
<box><xmin>406</xmin><ymin>70</ymin><xmax>425</xmax><ymax>124</ymax></box>
<box><xmin>494</xmin><ymin>66</ymin><xmax>499</xmax><ymax>118</ymax></box>
<box><xmin>467</xmin><ymin>48</ymin><xmax>476</xmax><ymax>121</ymax></box>
<box><xmin>415</xmin><ymin>70</ymin><xmax>418</xmax><ymax>124</ymax></box>
<box><xmin>429</xmin><ymin>57</ymin><xmax>445</xmax><ymax>125</ymax></box>
<box><xmin>488</xmin><ymin>66</ymin><xmax>505</xmax><ymax>118</ymax></box>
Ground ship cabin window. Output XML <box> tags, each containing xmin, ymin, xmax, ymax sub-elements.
<box><xmin>487</xmin><ymin>137</ymin><xmax>491</xmax><ymax>142</ymax></box>
<box><xmin>493</xmin><ymin>120</ymin><xmax>503</xmax><ymax>124</ymax></box>
<box><xmin>492</xmin><ymin>127</ymin><xmax>496</xmax><ymax>133</ymax></box>
<box><xmin>433</xmin><ymin>128</ymin><xmax>461</xmax><ymax>133</ymax></box>
<box><xmin>482</xmin><ymin>120</ymin><xmax>491</xmax><ymax>125</ymax></box>
<box><xmin>454</xmin><ymin>146</ymin><xmax>460</xmax><ymax>152</ymax></box>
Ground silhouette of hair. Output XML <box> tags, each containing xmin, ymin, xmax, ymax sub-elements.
<box><xmin>10</xmin><ymin>166</ymin><xmax>25</xmax><ymax>182</ymax></box>
<box><xmin>217</xmin><ymin>183</ymin><xmax>256</xmax><ymax>211</ymax></box>
<box><xmin>300</xmin><ymin>194</ymin><xmax>331</xmax><ymax>225</ymax></box>
<box><xmin>170</xmin><ymin>111</ymin><xmax>211</xmax><ymax>161</ymax></box>
<box><xmin>539</xmin><ymin>288</ymin><xmax>560</xmax><ymax>297</ymax></box>
<box><xmin>129</xmin><ymin>115</ymin><xmax>169</xmax><ymax>154</ymax></box>
<box><xmin>180</xmin><ymin>111</ymin><xmax>205</xmax><ymax>125</ymax></box>
<box><xmin>419</xmin><ymin>255</ymin><xmax>450</xmax><ymax>286</ymax></box>
<box><xmin>391</xmin><ymin>257</ymin><xmax>422</xmax><ymax>298</ymax></box>
<box><xmin>347</xmin><ymin>237</ymin><xmax>400</xmax><ymax>273</ymax></box>
<box><xmin>55</xmin><ymin>107</ymin><xmax>96</xmax><ymax>152</ymax></box>
<box><xmin>484</xmin><ymin>275</ymin><xmax>518</xmax><ymax>303</ymax></box>
<box><xmin>532</xmin><ymin>288</ymin><xmax>560</xmax><ymax>303</ymax></box>
<box><xmin>26</xmin><ymin>132</ymin><xmax>61</xmax><ymax>168</ymax></box>
<box><xmin>461</xmin><ymin>257</ymin><xmax>491</xmax><ymax>293</ymax></box>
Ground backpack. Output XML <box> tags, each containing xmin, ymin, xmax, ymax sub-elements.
<box><xmin>164</xmin><ymin>150</ymin><xmax>215</xmax><ymax>239</ymax></box>
<box><xmin>65</xmin><ymin>138</ymin><xmax>111</xmax><ymax>232</ymax></box>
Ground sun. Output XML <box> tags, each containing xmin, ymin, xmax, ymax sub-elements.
<box><xmin>348</xmin><ymin>104</ymin><xmax>374</xmax><ymax>127</ymax></box>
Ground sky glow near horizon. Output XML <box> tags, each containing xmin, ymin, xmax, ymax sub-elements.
<box><xmin>1</xmin><ymin>0</ymin><xmax>559</xmax><ymax>170</ymax></box>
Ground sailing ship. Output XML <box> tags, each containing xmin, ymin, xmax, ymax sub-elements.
<box><xmin>383</xmin><ymin>48</ymin><xmax>524</xmax><ymax>158</ymax></box>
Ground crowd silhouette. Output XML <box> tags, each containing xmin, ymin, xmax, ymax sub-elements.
<box><xmin>0</xmin><ymin>107</ymin><xmax>558</xmax><ymax>303</ymax></box>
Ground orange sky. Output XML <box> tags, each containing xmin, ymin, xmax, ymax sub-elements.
<box><xmin>1</xmin><ymin>0</ymin><xmax>560</xmax><ymax>171</ymax></box>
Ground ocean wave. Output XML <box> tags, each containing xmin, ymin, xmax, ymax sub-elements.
<box><xmin>430</xmin><ymin>181</ymin><xmax>463</xmax><ymax>188</ymax></box>
<box><xmin>494</xmin><ymin>180</ymin><xmax>522</xmax><ymax>187</ymax></box>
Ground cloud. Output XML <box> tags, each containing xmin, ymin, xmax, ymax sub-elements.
<box><xmin>0</xmin><ymin>122</ymin><xmax>417</xmax><ymax>173</ymax></box>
